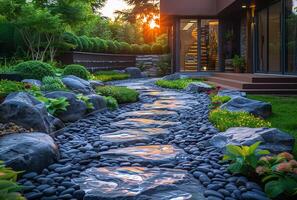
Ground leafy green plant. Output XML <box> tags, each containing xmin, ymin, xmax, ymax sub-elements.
<box><xmin>37</xmin><ymin>96</ymin><xmax>69</xmax><ymax>116</ymax></box>
<box><xmin>0</xmin><ymin>161</ymin><xmax>25</xmax><ymax>200</ymax></box>
<box><xmin>62</xmin><ymin>64</ymin><xmax>90</xmax><ymax>80</ymax></box>
<box><xmin>257</xmin><ymin>152</ymin><xmax>297</xmax><ymax>198</ymax></box>
<box><xmin>13</xmin><ymin>61</ymin><xmax>55</xmax><ymax>80</ymax></box>
<box><xmin>155</xmin><ymin>79</ymin><xmax>203</xmax><ymax>90</ymax></box>
<box><xmin>210</xmin><ymin>95</ymin><xmax>231</xmax><ymax>110</ymax></box>
<box><xmin>104</xmin><ymin>96</ymin><xmax>118</xmax><ymax>110</ymax></box>
<box><xmin>151</xmin><ymin>43</ymin><xmax>163</xmax><ymax>54</ymax></box>
<box><xmin>92</xmin><ymin>71</ymin><xmax>130</xmax><ymax>82</ymax></box>
<box><xmin>96</xmin><ymin>86</ymin><xmax>139</xmax><ymax>104</ymax></box>
<box><xmin>76</xmin><ymin>94</ymin><xmax>94</xmax><ymax>110</ymax></box>
<box><xmin>0</xmin><ymin>80</ymin><xmax>39</xmax><ymax>99</ymax></box>
<box><xmin>141</xmin><ymin>44</ymin><xmax>151</xmax><ymax>54</ymax></box>
<box><xmin>209</xmin><ymin>109</ymin><xmax>272</xmax><ymax>132</ymax></box>
<box><xmin>131</xmin><ymin>44</ymin><xmax>141</xmax><ymax>54</ymax></box>
<box><xmin>223</xmin><ymin>142</ymin><xmax>270</xmax><ymax>177</ymax></box>
<box><xmin>232</xmin><ymin>55</ymin><xmax>246</xmax><ymax>73</ymax></box>
<box><xmin>41</xmin><ymin>76</ymin><xmax>67</xmax><ymax>91</ymax></box>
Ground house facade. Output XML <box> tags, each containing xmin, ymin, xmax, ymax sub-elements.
<box><xmin>160</xmin><ymin>0</ymin><xmax>297</xmax><ymax>75</ymax></box>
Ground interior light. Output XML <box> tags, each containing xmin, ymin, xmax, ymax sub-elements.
<box><xmin>183</xmin><ymin>23</ymin><xmax>193</xmax><ymax>31</ymax></box>
<box><xmin>242</xmin><ymin>5</ymin><xmax>247</xmax><ymax>8</ymax></box>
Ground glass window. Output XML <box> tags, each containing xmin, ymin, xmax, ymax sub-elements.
<box><xmin>286</xmin><ymin>0</ymin><xmax>297</xmax><ymax>73</ymax></box>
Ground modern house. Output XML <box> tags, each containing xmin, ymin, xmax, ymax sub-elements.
<box><xmin>160</xmin><ymin>0</ymin><xmax>297</xmax><ymax>93</ymax></box>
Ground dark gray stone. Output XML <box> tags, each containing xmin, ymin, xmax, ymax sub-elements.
<box><xmin>220</xmin><ymin>97</ymin><xmax>272</xmax><ymax>118</ymax></box>
<box><xmin>241</xmin><ymin>191</ymin><xmax>270</xmax><ymax>200</ymax></box>
<box><xmin>72</xmin><ymin>167</ymin><xmax>206</xmax><ymax>200</ymax></box>
<box><xmin>218</xmin><ymin>90</ymin><xmax>246</xmax><ymax>99</ymax></box>
<box><xmin>45</xmin><ymin>91</ymin><xmax>87</xmax><ymax>123</ymax></box>
<box><xmin>124</xmin><ymin>67</ymin><xmax>142</xmax><ymax>78</ymax></box>
<box><xmin>22</xmin><ymin>79</ymin><xmax>42</xmax><ymax>87</ymax></box>
<box><xmin>100</xmin><ymin>145</ymin><xmax>187</xmax><ymax>165</ymax></box>
<box><xmin>0</xmin><ymin>133</ymin><xmax>59</xmax><ymax>172</ymax></box>
<box><xmin>186</xmin><ymin>82</ymin><xmax>212</xmax><ymax>93</ymax></box>
<box><xmin>87</xmin><ymin>94</ymin><xmax>107</xmax><ymax>112</ymax></box>
<box><xmin>161</xmin><ymin>73</ymin><xmax>182</xmax><ymax>80</ymax></box>
<box><xmin>0</xmin><ymin>92</ymin><xmax>62</xmax><ymax>133</ymax></box>
<box><xmin>62</xmin><ymin>75</ymin><xmax>94</xmax><ymax>95</ymax></box>
<box><xmin>210</xmin><ymin>127</ymin><xmax>295</xmax><ymax>154</ymax></box>
<box><xmin>89</xmin><ymin>80</ymin><xmax>104</xmax><ymax>89</ymax></box>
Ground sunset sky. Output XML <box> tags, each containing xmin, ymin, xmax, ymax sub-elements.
<box><xmin>100</xmin><ymin>0</ymin><xmax>130</xmax><ymax>19</ymax></box>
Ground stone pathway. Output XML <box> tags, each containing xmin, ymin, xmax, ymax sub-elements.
<box><xmin>19</xmin><ymin>79</ymin><xmax>269</xmax><ymax>200</ymax></box>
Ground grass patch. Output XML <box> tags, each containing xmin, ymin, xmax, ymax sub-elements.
<box><xmin>209</xmin><ymin>109</ymin><xmax>271</xmax><ymax>132</ymax></box>
<box><xmin>96</xmin><ymin>86</ymin><xmax>139</xmax><ymax>104</ymax></box>
<box><xmin>92</xmin><ymin>71</ymin><xmax>130</xmax><ymax>82</ymax></box>
<box><xmin>155</xmin><ymin>78</ymin><xmax>203</xmax><ymax>90</ymax></box>
<box><xmin>248</xmin><ymin>95</ymin><xmax>297</xmax><ymax>155</ymax></box>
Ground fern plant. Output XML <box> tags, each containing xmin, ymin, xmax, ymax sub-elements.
<box><xmin>223</xmin><ymin>142</ymin><xmax>270</xmax><ymax>177</ymax></box>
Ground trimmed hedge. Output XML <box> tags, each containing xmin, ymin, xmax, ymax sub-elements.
<box><xmin>96</xmin><ymin>86</ymin><xmax>139</xmax><ymax>104</ymax></box>
<box><xmin>14</xmin><ymin>61</ymin><xmax>55</xmax><ymax>80</ymax></box>
<box><xmin>62</xmin><ymin>64</ymin><xmax>90</xmax><ymax>80</ymax></box>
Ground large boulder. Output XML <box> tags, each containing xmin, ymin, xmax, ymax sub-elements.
<box><xmin>0</xmin><ymin>92</ymin><xmax>62</xmax><ymax>133</ymax></box>
<box><xmin>210</xmin><ymin>127</ymin><xmax>295</xmax><ymax>154</ymax></box>
<box><xmin>221</xmin><ymin>97</ymin><xmax>272</xmax><ymax>119</ymax></box>
<box><xmin>22</xmin><ymin>79</ymin><xmax>42</xmax><ymax>87</ymax></box>
<box><xmin>45</xmin><ymin>91</ymin><xmax>87</xmax><ymax>123</ymax></box>
<box><xmin>162</xmin><ymin>73</ymin><xmax>182</xmax><ymax>80</ymax></box>
<box><xmin>89</xmin><ymin>80</ymin><xmax>104</xmax><ymax>89</ymax></box>
<box><xmin>186</xmin><ymin>82</ymin><xmax>212</xmax><ymax>93</ymax></box>
<box><xmin>124</xmin><ymin>67</ymin><xmax>142</xmax><ymax>78</ymax></box>
<box><xmin>62</xmin><ymin>75</ymin><xmax>94</xmax><ymax>95</ymax></box>
<box><xmin>87</xmin><ymin>94</ymin><xmax>107</xmax><ymax>112</ymax></box>
<box><xmin>218</xmin><ymin>89</ymin><xmax>246</xmax><ymax>99</ymax></box>
<box><xmin>0</xmin><ymin>133</ymin><xmax>59</xmax><ymax>172</ymax></box>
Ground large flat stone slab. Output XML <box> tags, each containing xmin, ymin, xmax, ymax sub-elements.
<box><xmin>141</xmin><ymin>91</ymin><xmax>191</xmax><ymax>97</ymax></box>
<box><xmin>114</xmin><ymin>118</ymin><xmax>181</xmax><ymax>129</ymax></box>
<box><xmin>100</xmin><ymin>145</ymin><xmax>187</xmax><ymax>165</ymax></box>
<box><xmin>118</xmin><ymin>110</ymin><xmax>178</xmax><ymax>118</ymax></box>
<box><xmin>73</xmin><ymin>167</ymin><xmax>206</xmax><ymax>200</ymax></box>
<box><xmin>142</xmin><ymin>100</ymin><xmax>193</xmax><ymax>111</ymax></box>
<box><xmin>100</xmin><ymin>128</ymin><xmax>170</xmax><ymax>145</ymax></box>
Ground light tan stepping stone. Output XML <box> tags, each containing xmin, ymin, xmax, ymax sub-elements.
<box><xmin>118</xmin><ymin>110</ymin><xmax>178</xmax><ymax>118</ymax></box>
<box><xmin>100</xmin><ymin>128</ymin><xmax>170</xmax><ymax>145</ymax></box>
<box><xmin>73</xmin><ymin>167</ymin><xmax>206</xmax><ymax>200</ymax></box>
<box><xmin>114</xmin><ymin>118</ymin><xmax>181</xmax><ymax>129</ymax></box>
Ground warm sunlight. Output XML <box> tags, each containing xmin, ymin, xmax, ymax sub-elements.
<box><xmin>149</xmin><ymin>19</ymin><xmax>159</xmax><ymax>29</ymax></box>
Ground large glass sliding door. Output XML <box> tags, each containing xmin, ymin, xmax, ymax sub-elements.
<box><xmin>256</xmin><ymin>1</ymin><xmax>282</xmax><ymax>73</ymax></box>
<box><xmin>179</xmin><ymin>19</ymin><xmax>219</xmax><ymax>72</ymax></box>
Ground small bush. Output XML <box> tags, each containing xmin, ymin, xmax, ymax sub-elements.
<box><xmin>141</xmin><ymin>44</ymin><xmax>151</xmax><ymax>54</ymax></box>
<box><xmin>151</xmin><ymin>44</ymin><xmax>163</xmax><ymax>54</ymax></box>
<box><xmin>119</xmin><ymin>42</ymin><xmax>132</xmax><ymax>54</ymax></box>
<box><xmin>89</xmin><ymin>38</ymin><xmax>97</xmax><ymax>51</ymax></box>
<box><xmin>0</xmin><ymin>80</ymin><xmax>39</xmax><ymax>99</ymax></box>
<box><xmin>61</xmin><ymin>32</ymin><xmax>79</xmax><ymax>50</ymax></box>
<box><xmin>155</xmin><ymin>79</ymin><xmax>202</xmax><ymax>90</ymax></box>
<box><xmin>131</xmin><ymin>44</ymin><xmax>141</xmax><ymax>54</ymax></box>
<box><xmin>96</xmin><ymin>86</ymin><xmax>139</xmax><ymax>104</ymax></box>
<box><xmin>210</xmin><ymin>95</ymin><xmax>231</xmax><ymax>109</ymax></box>
<box><xmin>62</xmin><ymin>64</ymin><xmax>90</xmax><ymax>80</ymax></box>
<box><xmin>92</xmin><ymin>71</ymin><xmax>130</xmax><ymax>82</ymax></box>
<box><xmin>41</xmin><ymin>76</ymin><xmax>67</xmax><ymax>91</ymax></box>
<box><xmin>95</xmin><ymin>38</ymin><xmax>108</xmax><ymax>53</ymax></box>
<box><xmin>113</xmin><ymin>41</ymin><xmax>121</xmax><ymax>54</ymax></box>
<box><xmin>14</xmin><ymin>61</ymin><xmax>55</xmax><ymax>80</ymax></box>
<box><xmin>104</xmin><ymin>96</ymin><xmax>118</xmax><ymax>110</ymax></box>
<box><xmin>106</xmin><ymin>40</ymin><xmax>117</xmax><ymax>53</ymax></box>
<box><xmin>79</xmin><ymin>36</ymin><xmax>91</xmax><ymax>51</ymax></box>
<box><xmin>0</xmin><ymin>161</ymin><xmax>25</xmax><ymax>200</ymax></box>
<box><xmin>209</xmin><ymin>109</ymin><xmax>272</xmax><ymax>132</ymax></box>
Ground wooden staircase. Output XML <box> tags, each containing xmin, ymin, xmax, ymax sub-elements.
<box><xmin>206</xmin><ymin>73</ymin><xmax>297</xmax><ymax>94</ymax></box>
<box><xmin>184</xmin><ymin>30</ymin><xmax>198</xmax><ymax>72</ymax></box>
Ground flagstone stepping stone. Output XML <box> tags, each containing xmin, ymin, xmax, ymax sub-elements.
<box><xmin>99</xmin><ymin>145</ymin><xmax>187</xmax><ymax>165</ymax></box>
<box><xmin>118</xmin><ymin>110</ymin><xmax>178</xmax><ymax>118</ymax></box>
<box><xmin>100</xmin><ymin>128</ymin><xmax>170</xmax><ymax>145</ymax></box>
<box><xmin>114</xmin><ymin>118</ymin><xmax>181</xmax><ymax>129</ymax></box>
<box><xmin>142</xmin><ymin>91</ymin><xmax>187</xmax><ymax>97</ymax></box>
<box><xmin>142</xmin><ymin>101</ymin><xmax>193</xmax><ymax>111</ymax></box>
<box><xmin>73</xmin><ymin>167</ymin><xmax>206</xmax><ymax>200</ymax></box>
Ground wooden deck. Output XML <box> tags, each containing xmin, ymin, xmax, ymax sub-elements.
<box><xmin>206</xmin><ymin>73</ymin><xmax>297</xmax><ymax>94</ymax></box>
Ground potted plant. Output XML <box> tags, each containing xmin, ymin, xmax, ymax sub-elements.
<box><xmin>232</xmin><ymin>55</ymin><xmax>246</xmax><ymax>73</ymax></box>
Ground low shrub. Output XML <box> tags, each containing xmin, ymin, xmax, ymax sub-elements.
<box><xmin>95</xmin><ymin>38</ymin><xmax>108</xmax><ymax>53</ymax></box>
<box><xmin>131</xmin><ymin>44</ymin><xmax>141</xmax><ymax>54</ymax></box>
<box><xmin>36</xmin><ymin>96</ymin><xmax>70</xmax><ymax>116</ymax></box>
<box><xmin>0</xmin><ymin>80</ymin><xmax>39</xmax><ymax>99</ymax></box>
<box><xmin>104</xmin><ymin>96</ymin><xmax>118</xmax><ymax>110</ymax></box>
<box><xmin>41</xmin><ymin>76</ymin><xmax>67</xmax><ymax>91</ymax></box>
<box><xmin>61</xmin><ymin>32</ymin><xmax>79</xmax><ymax>50</ymax></box>
<box><xmin>210</xmin><ymin>95</ymin><xmax>231</xmax><ymax>109</ymax></box>
<box><xmin>0</xmin><ymin>161</ymin><xmax>25</xmax><ymax>200</ymax></box>
<box><xmin>113</xmin><ymin>41</ymin><xmax>121</xmax><ymax>54</ymax></box>
<box><xmin>14</xmin><ymin>61</ymin><xmax>55</xmax><ymax>80</ymax></box>
<box><xmin>209</xmin><ymin>109</ymin><xmax>272</xmax><ymax>132</ymax></box>
<box><xmin>92</xmin><ymin>71</ymin><xmax>130</xmax><ymax>82</ymax></box>
<box><xmin>79</xmin><ymin>35</ymin><xmax>91</xmax><ymax>51</ymax></box>
<box><xmin>141</xmin><ymin>44</ymin><xmax>151</xmax><ymax>54</ymax></box>
<box><xmin>155</xmin><ymin>79</ymin><xmax>202</xmax><ymax>90</ymax></box>
<box><xmin>151</xmin><ymin>43</ymin><xmax>163</xmax><ymax>54</ymax></box>
<box><xmin>106</xmin><ymin>40</ymin><xmax>117</xmax><ymax>53</ymax></box>
<box><xmin>96</xmin><ymin>86</ymin><xmax>139</xmax><ymax>104</ymax></box>
<box><xmin>62</xmin><ymin>64</ymin><xmax>90</xmax><ymax>80</ymax></box>
<box><xmin>120</xmin><ymin>42</ymin><xmax>132</xmax><ymax>54</ymax></box>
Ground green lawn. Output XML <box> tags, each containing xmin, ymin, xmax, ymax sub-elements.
<box><xmin>248</xmin><ymin>95</ymin><xmax>297</xmax><ymax>155</ymax></box>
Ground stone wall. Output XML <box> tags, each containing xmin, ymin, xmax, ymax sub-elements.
<box><xmin>136</xmin><ymin>55</ymin><xmax>165</xmax><ymax>77</ymax></box>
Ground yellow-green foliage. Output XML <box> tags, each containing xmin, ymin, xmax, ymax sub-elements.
<box><xmin>96</xmin><ymin>86</ymin><xmax>139</xmax><ymax>104</ymax></box>
<box><xmin>209</xmin><ymin>109</ymin><xmax>271</xmax><ymax>131</ymax></box>
<box><xmin>155</xmin><ymin>79</ymin><xmax>203</xmax><ymax>90</ymax></box>
<box><xmin>0</xmin><ymin>80</ymin><xmax>40</xmax><ymax>98</ymax></box>
<box><xmin>92</xmin><ymin>71</ymin><xmax>130</xmax><ymax>82</ymax></box>
<box><xmin>210</xmin><ymin>95</ymin><xmax>231</xmax><ymax>109</ymax></box>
